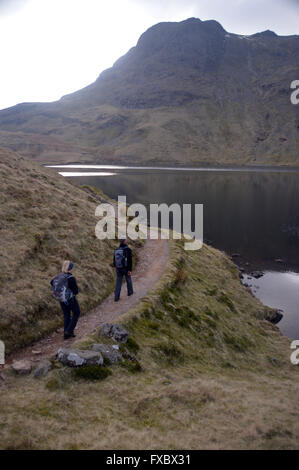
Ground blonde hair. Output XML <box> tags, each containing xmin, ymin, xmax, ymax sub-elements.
<box><xmin>62</xmin><ymin>260</ymin><xmax>71</xmax><ymax>273</ymax></box>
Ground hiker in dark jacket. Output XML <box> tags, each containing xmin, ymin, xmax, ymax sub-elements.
<box><xmin>50</xmin><ymin>260</ymin><xmax>81</xmax><ymax>340</ymax></box>
<box><xmin>113</xmin><ymin>239</ymin><xmax>133</xmax><ymax>301</ymax></box>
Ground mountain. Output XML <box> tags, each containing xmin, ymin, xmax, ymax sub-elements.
<box><xmin>0</xmin><ymin>18</ymin><xmax>299</xmax><ymax>166</ymax></box>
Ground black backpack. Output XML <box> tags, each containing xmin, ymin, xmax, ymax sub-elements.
<box><xmin>52</xmin><ymin>273</ymin><xmax>74</xmax><ymax>303</ymax></box>
<box><xmin>114</xmin><ymin>247</ymin><xmax>128</xmax><ymax>269</ymax></box>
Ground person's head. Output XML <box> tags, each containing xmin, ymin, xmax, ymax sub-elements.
<box><xmin>119</xmin><ymin>238</ymin><xmax>127</xmax><ymax>247</ymax></box>
<box><xmin>62</xmin><ymin>260</ymin><xmax>74</xmax><ymax>273</ymax></box>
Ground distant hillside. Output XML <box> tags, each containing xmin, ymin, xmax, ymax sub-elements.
<box><xmin>0</xmin><ymin>18</ymin><xmax>299</xmax><ymax>166</ymax></box>
<box><xmin>0</xmin><ymin>148</ymin><xmax>131</xmax><ymax>354</ymax></box>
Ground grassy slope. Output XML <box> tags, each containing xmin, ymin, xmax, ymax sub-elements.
<box><xmin>0</xmin><ymin>148</ymin><xmax>140</xmax><ymax>354</ymax></box>
<box><xmin>1</xmin><ymin>240</ymin><xmax>299</xmax><ymax>450</ymax></box>
<box><xmin>1</xmin><ymin>98</ymin><xmax>299</xmax><ymax>167</ymax></box>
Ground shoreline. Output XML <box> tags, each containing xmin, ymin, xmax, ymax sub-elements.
<box><xmin>46</xmin><ymin>163</ymin><xmax>299</xmax><ymax>173</ymax></box>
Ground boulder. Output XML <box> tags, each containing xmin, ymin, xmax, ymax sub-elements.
<box><xmin>266</xmin><ymin>309</ymin><xmax>283</xmax><ymax>325</ymax></box>
<box><xmin>11</xmin><ymin>360</ymin><xmax>32</xmax><ymax>375</ymax></box>
<box><xmin>33</xmin><ymin>360</ymin><xmax>52</xmax><ymax>378</ymax></box>
<box><xmin>56</xmin><ymin>348</ymin><xmax>104</xmax><ymax>367</ymax></box>
<box><xmin>123</xmin><ymin>348</ymin><xmax>137</xmax><ymax>362</ymax></box>
<box><xmin>250</xmin><ymin>271</ymin><xmax>264</xmax><ymax>279</ymax></box>
<box><xmin>99</xmin><ymin>323</ymin><xmax>129</xmax><ymax>343</ymax></box>
<box><xmin>91</xmin><ymin>344</ymin><xmax>124</xmax><ymax>364</ymax></box>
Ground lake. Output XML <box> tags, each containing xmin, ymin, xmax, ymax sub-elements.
<box><xmin>49</xmin><ymin>165</ymin><xmax>299</xmax><ymax>339</ymax></box>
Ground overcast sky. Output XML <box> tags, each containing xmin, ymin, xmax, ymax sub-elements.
<box><xmin>0</xmin><ymin>0</ymin><xmax>298</xmax><ymax>110</ymax></box>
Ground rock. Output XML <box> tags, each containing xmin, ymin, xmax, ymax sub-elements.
<box><xmin>32</xmin><ymin>350</ymin><xmax>42</xmax><ymax>355</ymax></box>
<box><xmin>122</xmin><ymin>348</ymin><xmax>137</xmax><ymax>362</ymax></box>
<box><xmin>91</xmin><ymin>344</ymin><xmax>124</xmax><ymax>364</ymax></box>
<box><xmin>99</xmin><ymin>323</ymin><xmax>129</xmax><ymax>343</ymax></box>
<box><xmin>33</xmin><ymin>360</ymin><xmax>52</xmax><ymax>378</ymax></box>
<box><xmin>11</xmin><ymin>360</ymin><xmax>32</xmax><ymax>375</ymax></box>
<box><xmin>56</xmin><ymin>348</ymin><xmax>104</xmax><ymax>367</ymax></box>
<box><xmin>266</xmin><ymin>309</ymin><xmax>283</xmax><ymax>325</ymax></box>
<box><xmin>250</xmin><ymin>271</ymin><xmax>264</xmax><ymax>279</ymax></box>
<box><xmin>100</xmin><ymin>323</ymin><xmax>113</xmax><ymax>337</ymax></box>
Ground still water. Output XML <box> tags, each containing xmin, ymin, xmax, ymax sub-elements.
<box><xmin>50</xmin><ymin>165</ymin><xmax>299</xmax><ymax>339</ymax></box>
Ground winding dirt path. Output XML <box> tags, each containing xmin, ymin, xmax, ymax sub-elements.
<box><xmin>7</xmin><ymin>239</ymin><xmax>168</xmax><ymax>366</ymax></box>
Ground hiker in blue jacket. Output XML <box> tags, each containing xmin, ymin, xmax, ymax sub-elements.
<box><xmin>113</xmin><ymin>239</ymin><xmax>133</xmax><ymax>301</ymax></box>
<box><xmin>51</xmin><ymin>260</ymin><xmax>80</xmax><ymax>339</ymax></box>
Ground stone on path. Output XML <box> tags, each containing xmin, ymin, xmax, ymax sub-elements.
<box><xmin>11</xmin><ymin>360</ymin><xmax>32</xmax><ymax>375</ymax></box>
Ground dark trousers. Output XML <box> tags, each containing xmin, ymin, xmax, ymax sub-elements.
<box><xmin>60</xmin><ymin>297</ymin><xmax>80</xmax><ymax>335</ymax></box>
<box><xmin>114</xmin><ymin>268</ymin><xmax>133</xmax><ymax>300</ymax></box>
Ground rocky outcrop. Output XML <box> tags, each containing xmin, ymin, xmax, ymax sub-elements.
<box><xmin>91</xmin><ymin>344</ymin><xmax>124</xmax><ymax>364</ymax></box>
<box><xmin>99</xmin><ymin>323</ymin><xmax>129</xmax><ymax>343</ymax></box>
<box><xmin>266</xmin><ymin>309</ymin><xmax>284</xmax><ymax>325</ymax></box>
<box><xmin>57</xmin><ymin>348</ymin><xmax>104</xmax><ymax>367</ymax></box>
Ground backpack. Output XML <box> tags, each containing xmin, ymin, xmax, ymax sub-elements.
<box><xmin>52</xmin><ymin>273</ymin><xmax>74</xmax><ymax>304</ymax></box>
<box><xmin>114</xmin><ymin>247</ymin><xmax>128</xmax><ymax>269</ymax></box>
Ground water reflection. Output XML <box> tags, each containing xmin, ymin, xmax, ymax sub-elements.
<box><xmin>61</xmin><ymin>168</ymin><xmax>299</xmax><ymax>272</ymax></box>
<box><xmin>243</xmin><ymin>271</ymin><xmax>299</xmax><ymax>339</ymax></box>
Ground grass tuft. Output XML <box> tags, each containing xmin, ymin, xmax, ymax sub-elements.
<box><xmin>72</xmin><ymin>365</ymin><xmax>112</xmax><ymax>381</ymax></box>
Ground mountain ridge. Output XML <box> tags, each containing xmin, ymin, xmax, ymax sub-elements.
<box><xmin>0</xmin><ymin>17</ymin><xmax>299</xmax><ymax>166</ymax></box>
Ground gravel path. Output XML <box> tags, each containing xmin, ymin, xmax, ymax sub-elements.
<box><xmin>7</xmin><ymin>238</ymin><xmax>168</xmax><ymax>365</ymax></box>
